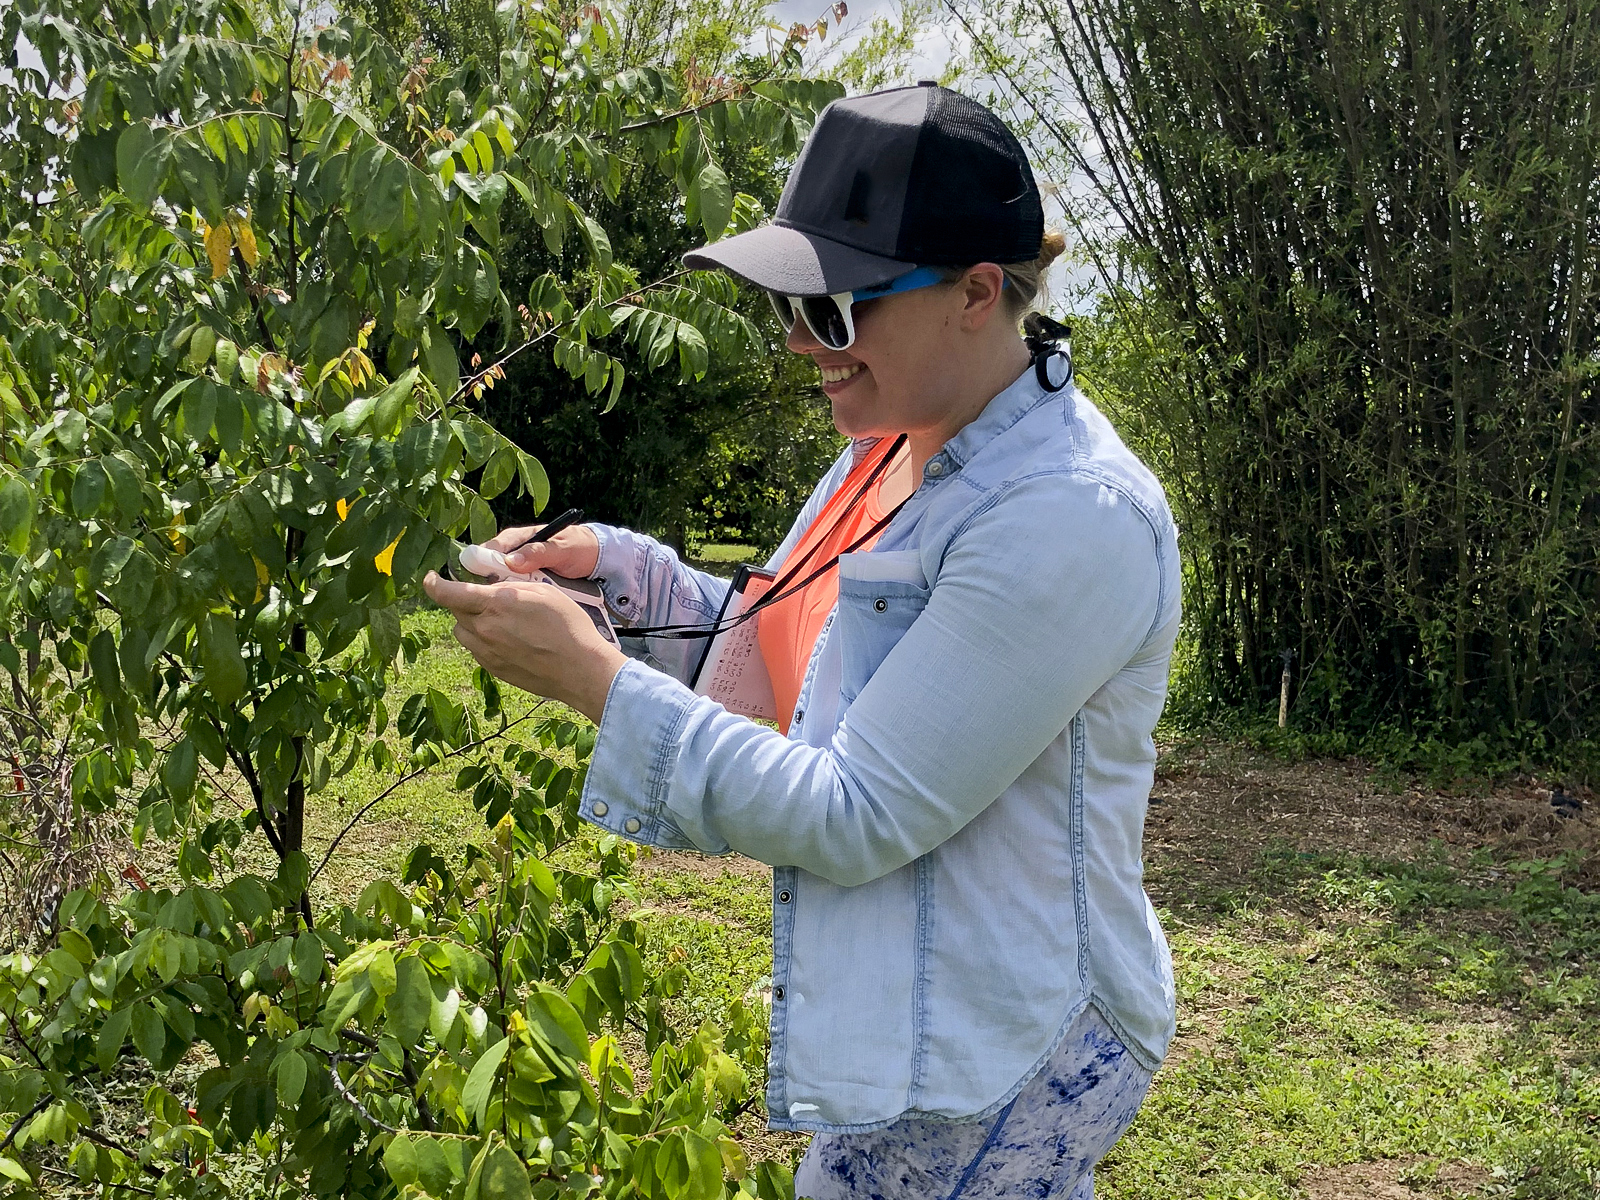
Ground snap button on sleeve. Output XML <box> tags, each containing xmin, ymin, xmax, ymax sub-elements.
<box><xmin>873</xmin><ymin>597</ymin><xmax>887</xmax><ymax>612</ymax></box>
<box><xmin>591</xmin><ymin>801</ymin><xmax>608</xmax><ymax>817</ymax></box>
<box><xmin>624</xmin><ymin>817</ymin><xmax>642</xmax><ymax>834</ymax></box>
<box><xmin>773</xmin><ymin>985</ymin><xmax>785</xmax><ymax>1001</ymax></box>
<box><xmin>778</xmin><ymin>889</ymin><xmax>792</xmax><ymax>903</ymax></box>
<box><xmin>617</xmin><ymin>595</ymin><xmax>630</xmax><ymax>607</ymax></box>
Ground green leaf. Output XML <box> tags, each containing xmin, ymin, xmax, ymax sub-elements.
<box><xmin>367</xmin><ymin>604</ymin><xmax>402</xmax><ymax>668</ymax></box>
<box><xmin>163</xmin><ymin>738</ymin><xmax>198</xmax><ymax>804</ymax></box>
<box><xmin>526</xmin><ymin>986</ymin><xmax>588</xmax><ymax>1061</ymax></box>
<box><xmin>576</xmin><ymin>209</ymin><xmax>612</xmax><ymax>273</ymax></box>
<box><xmin>91</xmin><ymin>534</ymin><xmax>137</xmax><ymax>585</ymax></box>
<box><xmin>0</xmin><ymin>1156</ymin><xmax>30</xmax><ymax>1184</ymax></box>
<box><xmin>515</xmin><ymin>452</ymin><xmax>550</xmax><ymax>509</ymax></box>
<box><xmin>72</xmin><ymin>459</ymin><xmax>107</xmax><ymax>518</ymax></box>
<box><xmin>683</xmin><ymin>1131</ymin><xmax>724</xmax><ymax>1200</ymax></box>
<box><xmin>116</xmin><ymin>122</ymin><xmax>161</xmax><ymax>207</ymax></box>
<box><xmin>292</xmin><ymin>931</ymin><xmax>323</xmax><ymax>985</ymax></box>
<box><xmin>130</xmin><ymin>1001</ymin><xmax>164</xmax><ymax>1062</ymax></box>
<box><xmin>368</xmin><ymin>947</ymin><xmax>397</xmax><ymax>997</ymax></box>
<box><xmin>96</xmin><ymin>1004</ymin><xmax>133</xmax><ymax>1072</ymax></box>
<box><xmin>422</xmin><ymin>324</ymin><xmax>460</xmax><ymax>397</ymax></box>
<box><xmin>696</xmin><ymin>162</ymin><xmax>733</xmax><ymax>240</ymax></box>
<box><xmin>468</xmin><ymin>495</ymin><xmax>496</xmax><ymax>545</ymax></box>
<box><xmin>88</xmin><ymin>629</ymin><xmax>122</xmax><ymax>695</ymax></box>
<box><xmin>187</xmin><ymin>326</ymin><xmax>218</xmax><ymax>372</ymax></box>
<box><xmin>479</xmin><ymin>445</ymin><xmax>516</xmax><ymax>500</ymax></box>
<box><xmin>385</xmin><ymin>1133</ymin><xmax>420</xmax><ymax>1187</ymax></box>
<box><xmin>199</xmin><ymin>611</ymin><xmax>247</xmax><ymax>706</ymax></box>
<box><xmin>430</xmin><ymin>986</ymin><xmax>461</xmax><ymax>1043</ymax></box>
<box><xmin>275</xmin><ymin>1049</ymin><xmax>307</xmax><ymax>1107</ymax></box>
<box><xmin>372</xmin><ymin>367</ymin><xmax>420</xmax><ymax>437</ymax></box>
<box><xmin>462</xmin><ymin>1036</ymin><xmax>511</xmax><ymax>1128</ymax></box>
<box><xmin>477</xmin><ymin>1142</ymin><xmax>533</xmax><ymax>1200</ymax></box>
<box><xmin>388</xmin><ymin>956</ymin><xmax>431</xmax><ymax>1045</ymax></box>
<box><xmin>103</xmin><ymin>456</ymin><xmax>143</xmax><ymax>520</ymax></box>
<box><xmin>181</xmin><ymin>378</ymin><xmax>217</xmax><ymax>443</ymax></box>
<box><xmin>214</xmin><ymin>338</ymin><xmax>239</xmax><ymax>384</ymax></box>
<box><xmin>0</xmin><ymin>477</ymin><xmax>32</xmax><ymax>553</ymax></box>
<box><xmin>415</xmin><ymin>1136</ymin><xmax>454</xmax><ymax>1195</ymax></box>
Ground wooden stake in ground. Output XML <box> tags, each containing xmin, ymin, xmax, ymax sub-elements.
<box><xmin>1279</xmin><ymin>649</ymin><xmax>1294</xmax><ymax>728</ymax></box>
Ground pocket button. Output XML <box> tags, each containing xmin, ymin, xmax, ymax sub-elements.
<box><xmin>873</xmin><ymin>597</ymin><xmax>887</xmax><ymax>613</ymax></box>
<box><xmin>591</xmin><ymin>801</ymin><xmax>609</xmax><ymax>817</ymax></box>
<box><xmin>778</xmin><ymin>889</ymin><xmax>792</xmax><ymax>904</ymax></box>
<box><xmin>624</xmin><ymin>817</ymin><xmax>641</xmax><ymax>834</ymax></box>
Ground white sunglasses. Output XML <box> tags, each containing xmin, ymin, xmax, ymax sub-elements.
<box><xmin>767</xmin><ymin>266</ymin><xmax>948</xmax><ymax>350</ymax></box>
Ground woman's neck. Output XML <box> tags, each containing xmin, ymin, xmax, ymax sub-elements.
<box><xmin>905</xmin><ymin>337</ymin><xmax>1034</xmax><ymax>477</ymax></box>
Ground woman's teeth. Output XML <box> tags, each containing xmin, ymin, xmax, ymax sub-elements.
<box><xmin>820</xmin><ymin>363</ymin><xmax>865</xmax><ymax>384</ymax></box>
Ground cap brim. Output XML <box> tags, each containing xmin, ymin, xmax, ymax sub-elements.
<box><xmin>683</xmin><ymin>223</ymin><xmax>912</xmax><ymax>296</ymax></box>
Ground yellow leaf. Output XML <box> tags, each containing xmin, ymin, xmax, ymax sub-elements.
<box><xmin>253</xmin><ymin>554</ymin><xmax>270</xmax><ymax>603</ymax></box>
<box><xmin>335</xmin><ymin>498</ymin><xmax>350</xmax><ymax>521</ymax></box>
<box><xmin>374</xmin><ymin>531</ymin><xmax>403</xmax><ymax>576</ymax></box>
<box><xmin>204</xmin><ymin>221</ymin><xmax>233</xmax><ymax>279</ymax></box>
<box><xmin>168</xmin><ymin>507</ymin><xmax>186</xmax><ymax>550</ymax></box>
<box><xmin>233</xmin><ymin>220</ymin><xmax>259</xmax><ymax>268</ymax></box>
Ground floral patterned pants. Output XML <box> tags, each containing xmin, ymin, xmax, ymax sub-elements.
<box><xmin>793</xmin><ymin>1005</ymin><xmax>1152</xmax><ymax>1200</ymax></box>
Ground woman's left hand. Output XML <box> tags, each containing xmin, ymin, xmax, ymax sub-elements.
<box><xmin>421</xmin><ymin>572</ymin><xmax>627</xmax><ymax>722</ymax></box>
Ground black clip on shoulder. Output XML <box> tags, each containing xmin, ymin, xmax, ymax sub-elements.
<box><xmin>1023</xmin><ymin>312</ymin><xmax>1073</xmax><ymax>392</ymax></box>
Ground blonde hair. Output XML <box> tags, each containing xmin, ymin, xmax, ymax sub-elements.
<box><xmin>936</xmin><ymin>229</ymin><xmax>1068</xmax><ymax>316</ymax></box>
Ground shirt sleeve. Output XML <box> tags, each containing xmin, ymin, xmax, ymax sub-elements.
<box><xmin>586</xmin><ymin>525</ymin><xmax>730</xmax><ymax>684</ymax></box>
<box><xmin>585</xmin><ymin>446</ymin><xmax>858</xmax><ymax>686</ymax></box>
<box><xmin>579</xmin><ymin>472</ymin><xmax>1170</xmax><ymax>884</ymax></box>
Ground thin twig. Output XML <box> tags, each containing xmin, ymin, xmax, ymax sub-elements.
<box><xmin>0</xmin><ymin>1096</ymin><xmax>50</xmax><ymax>1152</ymax></box>
<box><xmin>310</xmin><ymin>704</ymin><xmax>546</xmax><ymax>883</ymax></box>
<box><xmin>327</xmin><ymin>1051</ymin><xmax>398</xmax><ymax>1132</ymax></box>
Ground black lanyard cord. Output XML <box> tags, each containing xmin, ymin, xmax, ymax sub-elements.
<box><xmin>621</xmin><ymin>434</ymin><xmax>912</xmax><ymax>642</ymax></box>
<box><xmin>623</xmin><ymin>500</ymin><xmax>909</xmax><ymax>641</ymax></box>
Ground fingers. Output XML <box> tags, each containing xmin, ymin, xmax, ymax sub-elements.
<box><xmin>505</xmin><ymin>524</ymin><xmax>599</xmax><ymax>577</ymax></box>
<box><xmin>422</xmin><ymin>571</ymin><xmax>494</xmax><ymax>615</ymax></box>
<box><xmin>484</xmin><ymin>525</ymin><xmax>539</xmax><ymax>553</ymax></box>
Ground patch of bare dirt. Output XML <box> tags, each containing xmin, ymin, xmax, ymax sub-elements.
<box><xmin>1143</xmin><ymin>747</ymin><xmax>1598</xmax><ymax>907</ymax></box>
<box><xmin>634</xmin><ymin>847</ymin><xmax>769</xmax><ymax>881</ymax></box>
<box><xmin>1302</xmin><ymin>1157</ymin><xmax>1489</xmax><ymax>1199</ymax></box>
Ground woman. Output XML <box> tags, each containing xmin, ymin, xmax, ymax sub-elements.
<box><xmin>425</xmin><ymin>83</ymin><xmax>1180</xmax><ymax>1199</ymax></box>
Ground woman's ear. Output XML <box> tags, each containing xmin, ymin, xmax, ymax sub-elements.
<box><xmin>957</xmin><ymin>263</ymin><xmax>1010</xmax><ymax>331</ymax></box>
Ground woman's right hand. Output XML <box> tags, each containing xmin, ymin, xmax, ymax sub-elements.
<box><xmin>486</xmin><ymin>522</ymin><xmax>602</xmax><ymax>580</ymax></box>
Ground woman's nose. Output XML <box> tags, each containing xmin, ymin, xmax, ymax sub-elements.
<box><xmin>786</xmin><ymin>315</ymin><xmax>823</xmax><ymax>354</ymax></box>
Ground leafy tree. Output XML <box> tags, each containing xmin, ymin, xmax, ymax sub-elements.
<box><xmin>342</xmin><ymin>0</ymin><xmax>849</xmax><ymax>555</ymax></box>
<box><xmin>0</xmin><ymin>0</ymin><xmax>838</xmax><ymax>1192</ymax></box>
<box><xmin>965</xmin><ymin>0</ymin><xmax>1600</xmax><ymax>748</ymax></box>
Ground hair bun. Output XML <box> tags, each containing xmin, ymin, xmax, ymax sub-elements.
<box><xmin>1038</xmin><ymin>229</ymin><xmax>1067</xmax><ymax>268</ymax></box>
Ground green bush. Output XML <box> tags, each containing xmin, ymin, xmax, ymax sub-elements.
<box><xmin>0</xmin><ymin>0</ymin><xmax>839</xmax><ymax>1192</ymax></box>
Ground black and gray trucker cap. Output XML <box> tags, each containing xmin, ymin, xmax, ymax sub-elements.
<box><xmin>684</xmin><ymin>82</ymin><xmax>1043</xmax><ymax>296</ymax></box>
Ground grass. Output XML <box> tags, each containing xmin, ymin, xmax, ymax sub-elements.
<box><xmin>286</xmin><ymin>613</ymin><xmax>1600</xmax><ymax>1197</ymax></box>
<box><xmin>1101</xmin><ymin>847</ymin><xmax>1600</xmax><ymax>1198</ymax></box>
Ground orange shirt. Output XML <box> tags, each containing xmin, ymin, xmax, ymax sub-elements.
<box><xmin>758</xmin><ymin>439</ymin><xmax>909</xmax><ymax>733</ymax></box>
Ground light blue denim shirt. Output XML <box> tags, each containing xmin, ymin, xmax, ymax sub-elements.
<box><xmin>580</xmin><ymin>361</ymin><xmax>1180</xmax><ymax>1134</ymax></box>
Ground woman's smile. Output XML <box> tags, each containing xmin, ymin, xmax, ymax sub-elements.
<box><xmin>818</xmin><ymin>360</ymin><xmax>867</xmax><ymax>392</ymax></box>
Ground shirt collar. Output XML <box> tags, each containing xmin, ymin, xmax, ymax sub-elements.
<box><xmin>936</xmin><ymin>361</ymin><xmax>1058</xmax><ymax>475</ymax></box>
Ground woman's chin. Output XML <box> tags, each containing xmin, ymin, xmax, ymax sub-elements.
<box><xmin>828</xmin><ymin>385</ymin><xmax>884</xmax><ymax>437</ymax></box>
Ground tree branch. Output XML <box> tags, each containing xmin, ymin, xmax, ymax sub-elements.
<box><xmin>310</xmin><ymin>703</ymin><xmax>546</xmax><ymax>883</ymax></box>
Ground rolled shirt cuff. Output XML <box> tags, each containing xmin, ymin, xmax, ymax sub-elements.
<box><xmin>579</xmin><ymin>658</ymin><xmax>701</xmax><ymax>850</ymax></box>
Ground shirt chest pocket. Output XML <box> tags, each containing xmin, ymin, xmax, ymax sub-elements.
<box><xmin>836</xmin><ymin>552</ymin><xmax>930</xmax><ymax>707</ymax></box>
